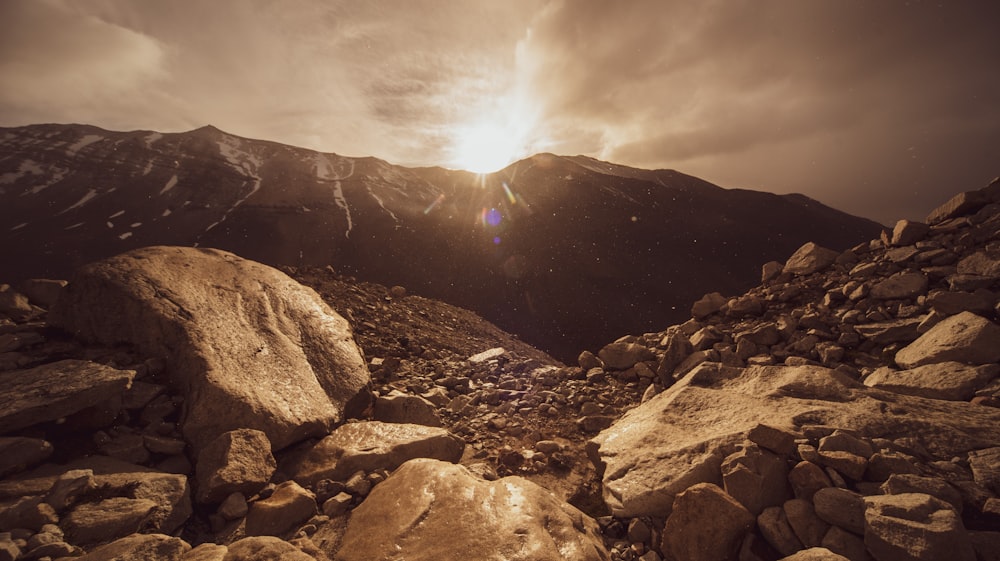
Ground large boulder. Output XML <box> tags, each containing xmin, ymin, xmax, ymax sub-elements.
<box><xmin>332</xmin><ymin>458</ymin><xmax>608</xmax><ymax>561</ymax></box>
<box><xmin>195</xmin><ymin>429</ymin><xmax>276</xmax><ymax>504</ymax></box>
<box><xmin>784</xmin><ymin>243</ymin><xmax>839</xmax><ymax>276</ymax></box>
<box><xmin>589</xmin><ymin>362</ymin><xmax>1000</xmax><ymax>518</ymax></box>
<box><xmin>48</xmin><ymin>246</ymin><xmax>373</xmax><ymax>453</ymax></box>
<box><xmin>894</xmin><ymin>312</ymin><xmax>1000</xmax><ymax>368</ymax></box>
<box><xmin>863</xmin><ymin>493</ymin><xmax>975</xmax><ymax>561</ymax></box>
<box><xmin>660</xmin><ymin>482</ymin><xmax>754</xmax><ymax>561</ymax></box>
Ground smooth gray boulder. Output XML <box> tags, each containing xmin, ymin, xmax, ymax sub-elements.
<box><xmin>333</xmin><ymin>458</ymin><xmax>608</xmax><ymax>561</ymax></box>
<box><xmin>48</xmin><ymin>246</ymin><xmax>372</xmax><ymax>453</ymax></box>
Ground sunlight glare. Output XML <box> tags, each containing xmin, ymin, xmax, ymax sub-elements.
<box><xmin>450</xmin><ymin>122</ymin><xmax>524</xmax><ymax>174</ymax></box>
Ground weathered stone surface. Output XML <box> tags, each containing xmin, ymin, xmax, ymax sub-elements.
<box><xmin>373</xmin><ymin>392</ymin><xmax>442</xmax><ymax>427</ymax></box>
<box><xmin>0</xmin><ymin>496</ymin><xmax>57</xmax><ymax>531</ymax></box>
<box><xmin>691</xmin><ymin>292</ymin><xmax>727</xmax><ymax>319</ymax></box>
<box><xmin>758</xmin><ymin>506</ymin><xmax>803</xmax><ymax>556</ymax></box>
<box><xmin>19</xmin><ymin>279</ymin><xmax>67</xmax><ymax>309</ymax></box>
<box><xmin>957</xmin><ymin>250</ymin><xmax>1000</xmax><ymax>278</ymax></box>
<box><xmin>334</xmin><ymin>458</ymin><xmax>608</xmax><ymax>561</ymax></box>
<box><xmin>60</xmin><ymin>497</ymin><xmax>158</xmax><ymax>545</ymax></box>
<box><xmin>779</xmin><ymin>548</ymin><xmax>851</xmax><ymax>561</ymax></box>
<box><xmin>591</xmin><ymin>361</ymin><xmax>1000</xmax><ymax>518</ymax></box>
<box><xmin>598</xmin><ymin>341</ymin><xmax>655</xmax><ymax>370</ymax></box>
<box><xmin>813</xmin><ymin>487</ymin><xmax>865</xmax><ymax>535</ymax></box>
<box><xmin>784</xmin><ymin>498</ymin><xmax>830</xmax><ymax>549</ymax></box>
<box><xmin>48</xmin><ymin>246</ymin><xmax>372</xmax><ymax>452</ymax></box>
<box><xmin>0</xmin><ymin>360</ymin><xmax>135</xmax><ymax>434</ymax></box>
<box><xmin>927</xmin><ymin>190</ymin><xmax>987</xmax><ymax>224</ymax></box>
<box><xmin>927</xmin><ymin>290</ymin><xmax>995</xmax><ymax>315</ymax></box>
<box><xmin>895</xmin><ymin>312</ymin><xmax>1000</xmax><ymax>368</ymax></box>
<box><xmin>855</xmin><ymin>318</ymin><xmax>923</xmax><ymax>345</ymax></box>
<box><xmin>881</xmin><ymin>474</ymin><xmax>964</xmax><ymax>513</ymax></box>
<box><xmin>0</xmin><ymin>437</ymin><xmax>52</xmax><ymax>477</ymax></box>
<box><xmin>661</xmin><ymin>483</ymin><xmax>754</xmax><ymax>561</ymax></box>
<box><xmin>74</xmin><ymin>533</ymin><xmax>191</xmax><ymax>561</ymax></box>
<box><xmin>283</xmin><ymin>421</ymin><xmax>464</xmax><ymax>487</ymax></box>
<box><xmin>244</xmin><ymin>481</ymin><xmax>316</xmax><ymax>538</ymax></box>
<box><xmin>721</xmin><ymin>443</ymin><xmax>790</xmax><ymax>516</ymax></box>
<box><xmin>863</xmin><ymin>493</ymin><xmax>975</xmax><ymax>561</ymax></box>
<box><xmin>890</xmin><ymin>220</ymin><xmax>930</xmax><ymax>246</ymax></box>
<box><xmin>184</xmin><ymin>543</ymin><xmax>228</xmax><ymax>561</ymax></box>
<box><xmin>820</xmin><ymin>526</ymin><xmax>867</xmax><ymax>561</ymax></box>
<box><xmin>864</xmin><ymin>362</ymin><xmax>999</xmax><ymax>401</ymax></box>
<box><xmin>45</xmin><ymin>469</ymin><xmax>96</xmax><ymax>511</ymax></box>
<box><xmin>196</xmin><ymin>429</ymin><xmax>276</xmax><ymax>504</ymax></box>
<box><xmin>223</xmin><ymin>536</ymin><xmax>315</xmax><ymax>561</ymax></box>
<box><xmin>784</xmin><ymin>243</ymin><xmax>840</xmax><ymax>276</ymax></box>
<box><xmin>870</xmin><ymin>271</ymin><xmax>928</xmax><ymax>300</ymax></box>
<box><xmin>969</xmin><ymin>447</ymin><xmax>1000</xmax><ymax>494</ymax></box>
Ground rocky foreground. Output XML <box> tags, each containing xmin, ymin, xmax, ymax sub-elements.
<box><xmin>0</xmin><ymin>180</ymin><xmax>999</xmax><ymax>561</ymax></box>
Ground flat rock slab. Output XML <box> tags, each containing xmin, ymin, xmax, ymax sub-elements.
<box><xmin>0</xmin><ymin>360</ymin><xmax>135</xmax><ymax>434</ymax></box>
<box><xmin>590</xmin><ymin>362</ymin><xmax>1000</xmax><ymax>518</ymax></box>
<box><xmin>864</xmin><ymin>362</ymin><xmax>999</xmax><ymax>401</ymax></box>
<box><xmin>48</xmin><ymin>246</ymin><xmax>372</xmax><ymax>453</ymax></box>
<box><xmin>895</xmin><ymin>311</ymin><xmax>1000</xmax><ymax>368</ymax></box>
<box><xmin>283</xmin><ymin>421</ymin><xmax>464</xmax><ymax>486</ymax></box>
<box><xmin>333</xmin><ymin>458</ymin><xmax>609</xmax><ymax>561</ymax></box>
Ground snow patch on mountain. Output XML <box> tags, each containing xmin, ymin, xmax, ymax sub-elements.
<box><xmin>143</xmin><ymin>132</ymin><xmax>163</xmax><ymax>149</ymax></box>
<box><xmin>66</xmin><ymin>134</ymin><xmax>104</xmax><ymax>156</ymax></box>
<box><xmin>160</xmin><ymin>175</ymin><xmax>178</xmax><ymax>195</ymax></box>
<box><xmin>57</xmin><ymin>189</ymin><xmax>99</xmax><ymax>215</ymax></box>
<box><xmin>0</xmin><ymin>160</ymin><xmax>44</xmax><ymax>184</ymax></box>
<box><xmin>314</xmin><ymin>154</ymin><xmax>355</xmax><ymax>238</ymax></box>
<box><xmin>206</xmin><ymin>134</ymin><xmax>264</xmax><ymax>233</ymax></box>
<box><xmin>108</xmin><ymin>210</ymin><xmax>125</xmax><ymax>219</ymax></box>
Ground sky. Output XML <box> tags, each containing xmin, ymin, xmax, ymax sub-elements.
<box><xmin>1</xmin><ymin>0</ymin><xmax>998</xmax><ymax>225</ymax></box>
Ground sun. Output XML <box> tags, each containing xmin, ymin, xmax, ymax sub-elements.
<box><xmin>449</xmin><ymin>121</ymin><xmax>525</xmax><ymax>174</ymax></box>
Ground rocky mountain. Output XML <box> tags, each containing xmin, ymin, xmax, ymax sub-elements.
<box><xmin>0</xmin><ymin>123</ymin><xmax>884</xmax><ymax>361</ymax></box>
<box><xmin>0</xmin><ymin>178</ymin><xmax>998</xmax><ymax>560</ymax></box>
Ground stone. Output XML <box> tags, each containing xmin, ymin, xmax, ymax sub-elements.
<box><xmin>780</xmin><ymin>548</ymin><xmax>851</xmax><ymax>561</ymax></box>
<box><xmin>692</xmin><ymin>292</ymin><xmax>727</xmax><ymax>319</ymax></box>
<box><xmin>218</xmin><ymin>492</ymin><xmax>248</xmax><ymax>521</ymax></box>
<box><xmin>855</xmin><ymin>318</ymin><xmax>923</xmax><ymax>345</ymax></box>
<box><xmin>895</xmin><ymin>312</ymin><xmax>1000</xmax><ymax>368</ymax></box>
<box><xmin>784</xmin><ymin>498</ymin><xmax>829</xmax><ymax>549</ymax></box>
<box><xmin>758</xmin><ymin>506</ymin><xmax>803</xmax><ymax>556</ymax></box>
<box><xmin>244</xmin><ymin>481</ymin><xmax>316</xmax><ymax>537</ymax></box>
<box><xmin>789</xmin><ymin>461</ymin><xmax>832</xmax><ymax>501</ymax></box>
<box><xmin>864</xmin><ymin>362</ymin><xmax>999</xmax><ymax>401</ymax></box>
<box><xmin>969</xmin><ymin>447</ymin><xmax>1000</xmax><ymax>494</ymax></box>
<box><xmin>721</xmin><ymin>444</ymin><xmax>790</xmax><ymax>516</ymax></box>
<box><xmin>890</xmin><ymin>220</ymin><xmax>930</xmax><ymax>246</ymax></box>
<box><xmin>334</xmin><ymin>458</ymin><xmax>608</xmax><ymax>561</ymax></box>
<box><xmin>60</xmin><ymin>497</ymin><xmax>158</xmax><ymax>545</ymax></box>
<box><xmin>73</xmin><ymin>534</ymin><xmax>191</xmax><ymax>561</ymax></box>
<box><xmin>927</xmin><ymin>290</ymin><xmax>995</xmax><ymax>316</ymax></box>
<box><xmin>0</xmin><ymin>497</ymin><xmax>57</xmax><ymax>532</ymax></box>
<box><xmin>0</xmin><ymin>437</ymin><xmax>52</xmax><ymax>477</ymax></box>
<box><xmin>45</xmin><ymin>469</ymin><xmax>96</xmax><ymax>511</ymax></box>
<box><xmin>184</xmin><ymin>543</ymin><xmax>228</xmax><ymax>561</ymax></box>
<box><xmin>969</xmin><ymin>532</ymin><xmax>1000</xmax><ymax>561</ymax></box>
<box><xmin>223</xmin><ymin>536</ymin><xmax>315</xmax><ymax>561</ymax></box>
<box><xmin>927</xmin><ymin>190</ymin><xmax>988</xmax><ymax>224</ymax></box>
<box><xmin>813</xmin><ymin>487</ymin><xmax>865</xmax><ymax>536</ymax></box>
<box><xmin>18</xmin><ymin>279</ymin><xmax>67</xmax><ymax>309</ymax></box>
<box><xmin>869</xmin><ymin>272</ymin><xmax>928</xmax><ymax>300</ymax></box>
<box><xmin>578</xmin><ymin>350</ymin><xmax>603</xmax><ymax>370</ymax></box>
<box><xmin>660</xmin><ymin>483</ymin><xmax>754</xmax><ymax>561</ymax></box>
<box><xmin>196</xmin><ymin>429</ymin><xmax>276</xmax><ymax>504</ymax></box>
<box><xmin>881</xmin><ymin>474</ymin><xmax>964</xmax><ymax>513</ymax></box>
<box><xmin>598</xmin><ymin>341</ymin><xmax>655</xmax><ymax>370</ymax></box>
<box><xmin>762</xmin><ymin>261</ymin><xmax>785</xmax><ymax>283</ymax></box>
<box><xmin>373</xmin><ymin>392</ymin><xmax>442</xmax><ymax>427</ymax></box>
<box><xmin>863</xmin><ymin>493</ymin><xmax>975</xmax><ymax>561</ymax></box>
<box><xmin>818</xmin><ymin>431</ymin><xmax>873</xmax><ymax>459</ymax></box>
<box><xmin>784</xmin><ymin>243</ymin><xmax>839</xmax><ymax>276</ymax></box>
<box><xmin>727</xmin><ymin>295</ymin><xmax>764</xmax><ymax>317</ymax></box>
<box><xmin>748</xmin><ymin>423</ymin><xmax>799</xmax><ymax>456</ymax></box>
<box><xmin>468</xmin><ymin>346</ymin><xmax>505</xmax><ymax>363</ymax></box>
<box><xmin>48</xmin><ymin>246</ymin><xmax>373</xmax><ymax>453</ymax></box>
<box><xmin>283</xmin><ymin>421</ymin><xmax>464</xmax><ymax>487</ymax></box>
<box><xmin>816</xmin><ymin>451</ymin><xmax>867</xmax><ymax>481</ymax></box>
<box><xmin>321</xmin><ymin>492</ymin><xmax>353</xmax><ymax>518</ymax></box>
<box><xmin>0</xmin><ymin>360</ymin><xmax>135</xmax><ymax>434</ymax></box>
<box><xmin>820</xmin><ymin>526</ymin><xmax>867</xmax><ymax>561</ymax></box>
<box><xmin>0</xmin><ymin>289</ymin><xmax>32</xmax><ymax>320</ymax></box>
<box><xmin>957</xmin><ymin>250</ymin><xmax>1000</xmax><ymax>278</ymax></box>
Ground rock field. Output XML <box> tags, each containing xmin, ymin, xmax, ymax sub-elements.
<box><xmin>1</xmin><ymin>179</ymin><xmax>999</xmax><ymax>560</ymax></box>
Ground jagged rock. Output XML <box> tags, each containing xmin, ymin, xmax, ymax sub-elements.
<box><xmin>0</xmin><ymin>496</ymin><xmax>57</xmax><ymax>532</ymax></box>
<box><xmin>927</xmin><ymin>289</ymin><xmax>995</xmax><ymax>315</ymax></box>
<box><xmin>784</xmin><ymin>498</ymin><xmax>829</xmax><ymax>549</ymax></box>
<box><xmin>895</xmin><ymin>312</ymin><xmax>1000</xmax><ymax>368</ymax></box>
<box><xmin>748</xmin><ymin>423</ymin><xmax>799</xmax><ymax>456</ymax></box>
<box><xmin>869</xmin><ymin>271</ymin><xmax>928</xmax><ymax>300</ymax></box>
<box><xmin>590</xmin><ymin>361</ymin><xmax>1000</xmax><ymax>518</ymax></box>
<box><xmin>927</xmin><ymin>190</ymin><xmax>988</xmax><ymax>224</ymax></box>
<box><xmin>890</xmin><ymin>220</ymin><xmax>930</xmax><ymax>246</ymax></box>
<box><xmin>762</xmin><ymin>261</ymin><xmax>785</xmax><ymax>283</ymax></box>
<box><xmin>881</xmin><ymin>474</ymin><xmax>964</xmax><ymax>513</ymax></box>
<box><xmin>864</xmin><ymin>362</ymin><xmax>999</xmax><ymax>401</ymax></box>
<box><xmin>282</xmin><ymin>421</ymin><xmax>464</xmax><ymax>486</ymax></box>
<box><xmin>784</xmin><ymin>242</ymin><xmax>839</xmax><ymax>276</ymax></box>
<box><xmin>721</xmin><ymin>443</ymin><xmax>790</xmax><ymax>516</ymax></box>
<box><xmin>758</xmin><ymin>506</ymin><xmax>803</xmax><ymax>556</ymax></box>
<box><xmin>195</xmin><ymin>429</ymin><xmax>276</xmax><ymax>504</ymax></box>
<box><xmin>598</xmin><ymin>341</ymin><xmax>655</xmax><ymax>370</ymax></box>
<box><xmin>185</xmin><ymin>543</ymin><xmax>228</xmax><ymax>561</ymax></box>
<box><xmin>48</xmin><ymin>246</ymin><xmax>373</xmax><ymax>453</ymax></box>
<box><xmin>0</xmin><ymin>437</ymin><xmax>52</xmax><ymax>477</ymax></box>
<box><xmin>854</xmin><ymin>318</ymin><xmax>923</xmax><ymax>345</ymax></box>
<box><xmin>788</xmin><ymin>461</ymin><xmax>832</xmax><ymax>501</ymax></box>
<box><xmin>692</xmin><ymin>292</ymin><xmax>727</xmax><ymax>319</ymax></box>
<box><xmin>45</xmin><ymin>469</ymin><xmax>96</xmax><ymax>511</ymax></box>
<box><xmin>61</xmin><ymin>497</ymin><xmax>158</xmax><ymax>545</ymax></box>
<box><xmin>813</xmin><ymin>487</ymin><xmax>865</xmax><ymax>535</ymax></box>
<box><xmin>224</xmin><ymin>536</ymin><xmax>315</xmax><ymax>560</ymax></box>
<box><xmin>820</xmin><ymin>526</ymin><xmax>867</xmax><ymax>561</ymax></box>
<box><xmin>863</xmin><ymin>493</ymin><xmax>975</xmax><ymax>561</ymax></box>
<box><xmin>956</xmin><ymin>250</ymin><xmax>1000</xmax><ymax>278</ymax></box>
<box><xmin>660</xmin><ymin>483</ymin><xmax>754</xmax><ymax>561</ymax></box>
<box><xmin>19</xmin><ymin>279</ymin><xmax>67</xmax><ymax>309</ymax></box>
<box><xmin>969</xmin><ymin>447</ymin><xmax>1000</xmax><ymax>494</ymax></box>
<box><xmin>780</xmin><ymin>548</ymin><xmax>851</xmax><ymax>561</ymax></box>
<box><xmin>0</xmin><ymin>360</ymin><xmax>135</xmax><ymax>434</ymax></box>
<box><xmin>73</xmin><ymin>533</ymin><xmax>191</xmax><ymax>561</ymax></box>
<box><xmin>0</xmin><ymin>288</ymin><xmax>33</xmax><ymax>320</ymax></box>
<box><xmin>373</xmin><ymin>391</ymin><xmax>442</xmax><ymax>427</ymax></box>
<box><xmin>333</xmin><ymin>458</ymin><xmax>608</xmax><ymax>561</ymax></box>
<box><xmin>244</xmin><ymin>481</ymin><xmax>316</xmax><ymax>537</ymax></box>
<box><xmin>218</xmin><ymin>492</ymin><xmax>248</xmax><ymax>521</ymax></box>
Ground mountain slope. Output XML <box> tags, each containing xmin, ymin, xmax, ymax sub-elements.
<box><xmin>0</xmin><ymin>123</ymin><xmax>883</xmax><ymax>360</ymax></box>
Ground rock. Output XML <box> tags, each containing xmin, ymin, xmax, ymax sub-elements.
<box><xmin>373</xmin><ymin>392</ymin><xmax>442</xmax><ymax>427</ymax></box>
<box><xmin>863</xmin><ymin>362</ymin><xmax>999</xmax><ymax>401</ymax></box>
<box><xmin>196</xmin><ymin>429</ymin><xmax>276</xmax><ymax>504</ymax></box>
<box><xmin>0</xmin><ymin>437</ymin><xmax>52</xmax><ymax>477</ymax></box>
<box><xmin>762</xmin><ymin>261</ymin><xmax>785</xmax><ymax>283</ymax></box>
<box><xmin>863</xmin><ymin>493</ymin><xmax>975</xmax><ymax>561</ymax></box>
<box><xmin>282</xmin><ymin>421</ymin><xmax>464</xmax><ymax>487</ymax></box>
<box><xmin>969</xmin><ymin>447</ymin><xmax>1000</xmax><ymax>494</ymax></box>
<box><xmin>578</xmin><ymin>350</ymin><xmax>603</xmax><ymax>370</ymax></box>
<box><xmin>223</xmin><ymin>536</ymin><xmax>315</xmax><ymax>560</ymax></box>
<box><xmin>0</xmin><ymin>360</ymin><xmax>135</xmax><ymax>434</ymax></box>
<box><xmin>321</xmin><ymin>492</ymin><xmax>353</xmax><ymax>518</ymax></box>
<box><xmin>927</xmin><ymin>290</ymin><xmax>995</xmax><ymax>316</ymax></box>
<box><xmin>48</xmin><ymin>246</ymin><xmax>373</xmax><ymax>453</ymax></box>
<box><xmin>217</xmin><ymin>492</ymin><xmax>248</xmax><ymax>521</ymax></box>
<box><xmin>660</xmin><ymin>483</ymin><xmax>754</xmax><ymax>561</ymax></box>
<box><xmin>813</xmin><ymin>487</ymin><xmax>865</xmax><ymax>535</ymax></box>
<box><xmin>45</xmin><ymin>469</ymin><xmax>96</xmax><ymax>511</ymax></box>
<box><xmin>956</xmin><ymin>250</ymin><xmax>1000</xmax><ymax>278</ymax></box>
<box><xmin>598</xmin><ymin>341</ymin><xmax>655</xmax><ymax>370</ymax></box>
<box><xmin>60</xmin><ymin>497</ymin><xmax>158</xmax><ymax>545</ymax></box>
<box><xmin>334</xmin><ymin>458</ymin><xmax>608</xmax><ymax>561</ymax></box>
<box><xmin>18</xmin><ymin>279</ymin><xmax>67</xmax><ymax>309</ymax></box>
<box><xmin>789</xmin><ymin>461</ymin><xmax>832</xmax><ymax>502</ymax></box>
<box><xmin>784</xmin><ymin>243</ymin><xmax>839</xmax><ymax>276</ymax></box>
<box><xmin>73</xmin><ymin>533</ymin><xmax>191</xmax><ymax>561</ymax></box>
<box><xmin>881</xmin><ymin>474</ymin><xmax>964</xmax><ymax>513</ymax></box>
<box><xmin>184</xmin><ymin>543</ymin><xmax>228</xmax><ymax>561</ymax></box>
<box><xmin>244</xmin><ymin>481</ymin><xmax>316</xmax><ymax>538</ymax></box>
<box><xmin>758</xmin><ymin>506</ymin><xmax>803</xmax><ymax>556</ymax></box>
<box><xmin>0</xmin><ymin>288</ymin><xmax>32</xmax><ymax>320</ymax></box>
<box><xmin>748</xmin><ymin>424</ymin><xmax>799</xmax><ymax>456</ymax></box>
<box><xmin>784</xmin><ymin>499</ymin><xmax>829</xmax><ymax>549</ymax></box>
<box><xmin>869</xmin><ymin>272</ymin><xmax>928</xmax><ymax>300</ymax></box>
<box><xmin>895</xmin><ymin>312</ymin><xmax>1000</xmax><ymax>368</ymax></box>
<box><xmin>820</xmin><ymin>526</ymin><xmax>867</xmax><ymax>561</ymax></box>
<box><xmin>926</xmin><ymin>190</ymin><xmax>987</xmax><ymax>224</ymax></box>
<box><xmin>890</xmin><ymin>220</ymin><xmax>930</xmax><ymax>246</ymax></box>
<box><xmin>779</xmin><ymin>548</ymin><xmax>851</xmax><ymax>561</ymax></box>
<box><xmin>691</xmin><ymin>292</ymin><xmax>727</xmax><ymax>319</ymax></box>
<box><xmin>0</xmin><ymin>497</ymin><xmax>57</xmax><ymax>532</ymax></box>
<box><xmin>721</xmin><ymin>443</ymin><xmax>790</xmax><ymax>516</ymax></box>
<box><xmin>854</xmin><ymin>318</ymin><xmax>923</xmax><ymax>345</ymax></box>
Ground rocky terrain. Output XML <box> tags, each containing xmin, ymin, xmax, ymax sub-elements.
<box><xmin>0</xmin><ymin>179</ymin><xmax>998</xmax><ymax>561</ymax></box>
<box><xmin>0</xmin><ymin>123</ymin><xmax>883</xmax><ymax>361</ymax></box>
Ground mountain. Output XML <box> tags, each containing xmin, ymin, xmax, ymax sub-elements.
<box><xmin>0</xmin><ymin>123</ymin><xmax>883</xmax><ymax>360</ymax></box>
